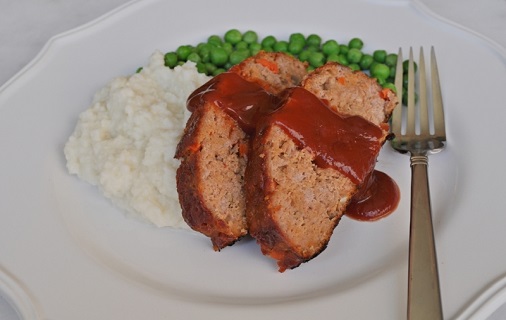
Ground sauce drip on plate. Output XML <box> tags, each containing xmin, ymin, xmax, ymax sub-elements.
<box><xmin>346</xmin><ymin>170</ymin><xmax>400</xmax><ymax>221</ymax></box>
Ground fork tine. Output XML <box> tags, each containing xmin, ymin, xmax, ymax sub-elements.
<box><xmin>406</xmin><ymin>48</ymin><xmax>416</xmax><ymax>136</ymax></box>
<box><xmin>418</xmin><ymin>47</ymin><xmax>430</xmax><ymax>135</ymax></box>
<box><xmin>431</xmin><ymin>47</ymin><xmax>446</xmax><ymax>138</ymax></box>
<box><xmin>392</xmin><ymin>48</ymin><xmax>404</xmax><ymax>135</ymax></box>
<box><xmin>390</xmin><ymin>48</ymin><xmax>445</xmax><ymax>319</ymax></box>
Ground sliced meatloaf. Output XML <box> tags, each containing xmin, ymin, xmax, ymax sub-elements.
<box><xmin>175</xmin><ymin>52</ymin><xmax>307</xmax><ymax>250</ymax></box>
<box><xmin>301</xmin><ymin>62</ymin><xmax>397</xmax><ymax>127</ymax></box>
<box><xmin>245</xmin><ymin>122</ymin><xmax>358</xmax><ymax>272</ymax></box>
<box><xmin>229</xmin><ymin>51</ymin><xmax>308</xmax><ymax>95</ymax></box>
<box><xmin>246</xmin><ymin>64</ymin><xmax>398</xmax><ymax>272</ymax></box>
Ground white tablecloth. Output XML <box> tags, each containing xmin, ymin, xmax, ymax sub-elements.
<box><xmin>1</xmin><ymin>0</ymin><xmax>505</xmax><ymax>319</ymax></box>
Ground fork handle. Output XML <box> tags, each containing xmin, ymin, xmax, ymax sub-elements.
<box><xmin>408</xmin><ymin>153</ymin><xmax>443</xmax><ymax>320</ymax></box>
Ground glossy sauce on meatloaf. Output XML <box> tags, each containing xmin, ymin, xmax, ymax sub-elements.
<box><xmin>258</xmin><ymin>87</ymin><xmax>384</xmax><ymax>185</ymax></box>
<box><xmin>187</xmin><ymin>72</ymin><xmax>280</xmax><ymax>134</ymax></box>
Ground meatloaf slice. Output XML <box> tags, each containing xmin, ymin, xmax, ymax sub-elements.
<box><xmin>246</xmin><ymin>124</ymin><xmax>358</xmax><ymax>272</ymax></box>
<box><xmin>246</xmin><ymin>66</ymin><xmax>398</xmax><ymax>272</ymax></box>
<box><xmin>301</xmin><ymin>62</ymin><xmax>397</xmax><ymax>127</ymax></box>
<box><xmin>175</xmin><ymin>101</ymin><xmax>249</xmax><ymax>250</ymax></box>
<box><xmin>229</xmin><ymin>51</ymin><xmax>308</xmax><ymax>95</ymax></box>
<box><xmin>175</xmin><ymin>52</ymin><xmax>307</xmax><ymax>250</ymax></box>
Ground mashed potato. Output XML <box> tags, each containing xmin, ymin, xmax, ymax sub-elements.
<box><xmin>64</xmin><ymin>51</ymin><xmax>211</xmax><ymax>228</ymax></box>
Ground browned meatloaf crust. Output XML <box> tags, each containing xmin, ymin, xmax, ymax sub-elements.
<box><xmin>246</xmin><ymin>64</ymin><xmax>398</xmax><ymax>272</ymax></box>
<box><xmin>175</xmin><ymin>52</ymin><xmax>307</xmax><ymax>251</ymax></box>
<box><xmin>175</xmin><ymin>102</ymin><xmax>249</xmax><ymax>250</ymax></box>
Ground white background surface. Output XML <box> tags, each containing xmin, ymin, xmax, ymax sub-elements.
<box><xmin>1</xmin><ymin>0</ymin><xmax>505</xmax><ymax>319</ymax></box>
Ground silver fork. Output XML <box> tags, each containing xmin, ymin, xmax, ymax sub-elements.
<box><xmin>390</xmin><ymin>47</ymin><xmax>446</xmax><ymax>320</ymax></box>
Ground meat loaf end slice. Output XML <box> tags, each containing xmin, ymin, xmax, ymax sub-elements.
<box><xmin>175</xmin><ymin>102</ymin><xmax>248</xmax><ymax>250</ymax></box>
<box><xmin>301</xmin><ymin>62</ymin><xmax>397</xmax><ymax>127</ymax></box>
<box><xmin>230</xmin><ymin>51</ymin><xmax>308</xmax><ymax>95</ymax></box>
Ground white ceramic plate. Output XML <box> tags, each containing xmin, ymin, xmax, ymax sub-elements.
<box><xmin>1</xmin><ymin>0</ymin><xmax>506</xmax><ymax>319</ymax></box>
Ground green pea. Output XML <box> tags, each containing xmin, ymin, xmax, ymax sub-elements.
<box><xmin>262</xmin><ymin>46</ymin><xmax>274</xmax><ymax>52</ymax></box>
<box><xmin>370</xmin><ymin>63</ymin><xmax>390</xmax><ymax>80</ymax></box>
<box><xmin>336</xmin><ymin>54</ymin><xmax>349</xmax><ymax>66</ymax></box>
<box><xmin>402</xmin><ymin>88</ymin><xmax>418</xmax><ymax>105</ymax></box>
<box><xmin>322</xmin><ymin>40</ymin><xmax>339</xmax><ymax>56</ymax></box>
<box><xmin>403</xmin><ymin>60</ymin><xmax>418</xmax><ymax>73</ymax></box>
<box><xmin>373</xmin><ymin>50</ymin><xmax>387</xmax><ymax>63</ymax></box>
<box><xmin>224</xmin><ymin>29</ymin><xmax>242</xmax><ymax>45</ymax></box>
<box><xmin>288</xmin><ymin>41</ymin><xmax>304</xmax><ymax>55</ymax></box>
<box><xmin>198</xmin><ymin>45</ymin><xmax>212</xmax><ymax>63</ymax></box>
<box><xmin>213</xmin><ymin>68</ymin><xmax>226</xmax><ymax>76</ymax></box>
<box><xmin>385</xmin><ymin>53</ymin><xmax>398</xmax><ymax>67</ymax></box>
<box><xmin>196</xmin><ymin>62</ymin><xmax>207</xmax><ymax>74</ymax></box>
<box><xmin>389</xmin><ymin>65</ymin><xmax>396</xmax><ymax>78</ymax></box>
<box><xmin>338</xmin><ymin>44</ymin><xmax>349</xmax><ymax>56</ymax></box>
<box><xmin>261</xmin><ymin>35</ymin><xmax>277</xmax><ymax>48</ymax></box>
<box><xmin>207</xmin><ymin>35</ymin><xmax>222</xmax><ymax>46</ymax></box>
<box><xmin>306</xmin><ymin>34</ymin><xmax>322</xmax><ymax>47</ymax></box>
<box><xmin>359</xmin><ymin>54</ymin><xmax>374</xmax><ymax>70</ymax></box>
<box><xmin>306</xmin><ymin>45</ymin><xmax>320</xmax><ymax>52</ymax></box>
<box><xmin>201</xmin><ymin>54</ymin><xmax>211</xmax><ymax>63</ymax></box>
<box><xmin>273</xmin><ymin>40</ymin><xmax>289</xmax><ymax>52</ymax></box>
<box><xmin>375</xmin><ymin>77</ymin><xmax>386</xmax><ymax>86</ymax></box>
<box><xmin>135</xmin><ymin>67</ymin><xmax>143</xmax><ymax>73</ymax></box>
<box><xmin>222</xmin><ymin>42</ymin><xmax>233</xmax><ymax>54</ymax></box>
<box><xmin>176</xmin><ymin>45</ymin><xmax>193</xmax><ymax>61</ymax></box>
<box><xmin>235</xmin><ymin>41</ymin><xmax>249</xmax><ymax>50</ymax></box>
<box><xmin>289</xmin><ymin>33</ymin><xmax>306</xmax><ymax>45</ymax></box>
<box><xmin>210</xmin><ymin>46</ymin><xmax>228</xmax><ymax>66</ymax></box>
<box><xmin>164</xmin><ymin>52</ymin><xmax>178</xmax><ymax>68</ymax></box>
<box><xmin>298</xmin><ymin>50</ymin><xmax>312</xmax><ymax>62</ymax></box>
<box><xmin>347</xmin><ymin>48</ymin><xmax>363</xmax><ymax>64</ymax></box>
<box><xmin>242</xmin><ymin>30</ymin><xmax>258</xmax><ymax>44</ymax></box>
<box><xmin>196</xmin><ymin>42</ymin><xmax>206</xmax><ymax>51</ymax></box>
<box><xmin>229</xmin><ymin>48</ymin><xmax>250</xmax><ymax>65</ymax></box>
<box><xmin>383</xmin><ymin>82</ymin><xmax>397</xmax><ymax>94</ymax></box>
<box><xmin>308</xmin><ymin>51</ymin><xmax>325</xmax><ymax>68</ymax></box>
<box><xmin>326</xmin><ymin>53</ymin><xmax>340</xmax><ymax>63</ymax></box>
<box><xmin>249</xmin><ymin>42</ymin><xmax>262</xmax><ymax>55</ymax></box>
<box><xmin>197</xmin><ymin>43</ymin><xmax>211</xmax><ymax>54</ymax></box>
<box><xmin>349</xmin><ymin>63</ymin><xmax>361</xmax><ymax>71</ymax></box>
<box><xmin>348</xmin><ymin>37</ymin><xmax>364</xmax><ymax>50</ymax></box>
<box><xmin>187</xmin><ymin>52</ymin><xmax>201</xmax><ymax>63</ymax></box>
<box><xmin>370</xmin><ymin>61</ymin><xmax>378</xmax><ymax>72</ymax></box>
<box><xmin>205</xmin><ymin>62</ymin><xmax>217</xmax><ymax>75</ymax></box>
